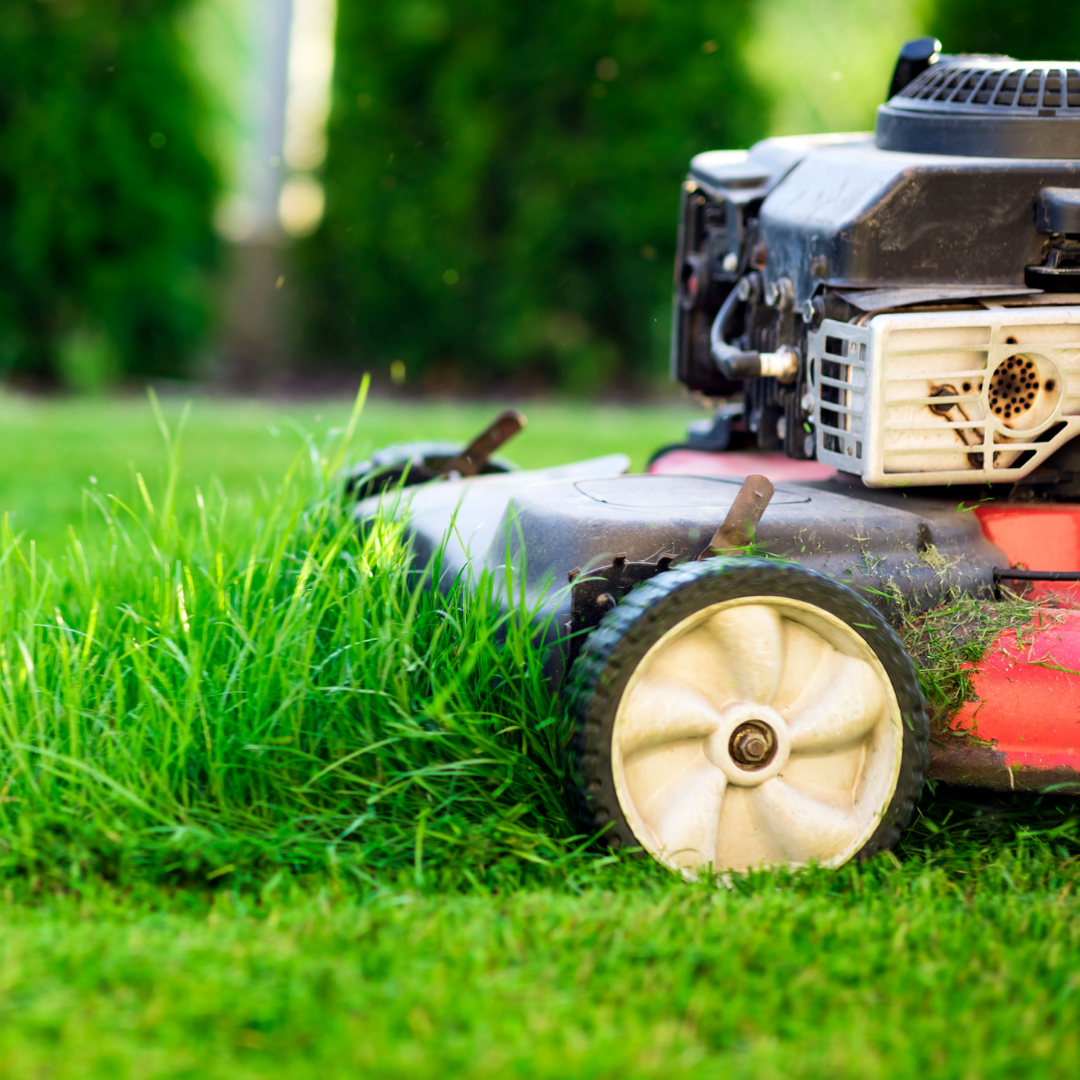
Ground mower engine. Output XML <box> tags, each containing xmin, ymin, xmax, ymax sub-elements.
<box><xmin>672</xmin><ymin>39</ymin><xmax>1080</xmax><ymax>490</ymax></box>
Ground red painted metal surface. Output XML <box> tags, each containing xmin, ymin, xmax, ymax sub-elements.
<box><xmin>647</xmin><ymin>448</ymin><xmax>836</xmax><ymax>482</ymax></box>
<box><xmin>951</xmin><ymin>610</ymin><xmax>1080</xmax><ymax>772</ymax></box>
<box><xmin>975</xmin><ymin>503</ymin><xmax>1080</xmax><ymax>599</ymax></box>
<box><xmin>935</xmin><ymin>504</ymin><xmax>1080</xmax><ymax>790</ymax></box>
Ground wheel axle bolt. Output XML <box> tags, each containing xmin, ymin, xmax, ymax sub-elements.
<box><xmin>729</xmin><ymin>722</ymin><xmax>776</xmax><ymax>769</ymax></box>
<box><xmin>739</xmin><ymin>734</ymin><xmax>768</xmax><ymax>760</ymax></box>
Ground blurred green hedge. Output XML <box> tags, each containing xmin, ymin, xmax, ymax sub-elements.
<box><xmin>0</xmin><ymin>1</ymin><xmax>218</xmax><ymax>389</ymax></box>
<box><xmin>301</xmin><ymin>0</ymin><xmax>765</xmax><ymax>391</ymax></box>
<box><xmin>930</xmin><ymin>0</ymin><xmax>1080</xmax><ymax>61</ymax></box>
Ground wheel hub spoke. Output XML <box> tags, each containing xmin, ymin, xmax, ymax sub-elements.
<box><xmin>618</xmin><ymin>680</ymin><xmax>724</xmax><ymax>754</ymax></box>
<box><xmin>701</xmin><ymin>604</ymin><xmax>784</xmax><ymax>704</ymax></box>
<box><xmin>644</xmin><ymin>628</ymin><xmax>740</xmax><ymax>710</ymax></box>
<box><xmin>785</xmin><ymin>652</ymin><xmax>886</xmax><ymax>755</ymax></box>
<box><xmin>641</xmin><ymin>763</ymin><xmax>727</xmax><ymax>870</ymax></box>
<box><xmin>745</xmin><ymin>777</ymin><xmax>861</xmax><ymax>864</ymax></box>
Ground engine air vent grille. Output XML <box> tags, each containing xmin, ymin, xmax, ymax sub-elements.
<box><xmin>811</xmin><ymin>328</ymin><xmax>869</xmax><ymax>466</ymax></box>
<box><xmin>876</xmin><ymin>56</ymin><xmax>1080</xmax><ymax>158</ymax></box>
<box><xmin>898</xmin><ymin>64</ymin><xmax>1080</xmax><ymax>113</ymax></box>
<box><xmin>810</xmin><ymin>308</ymin><xmax>1080</xmax><ymax>487</ymax></box>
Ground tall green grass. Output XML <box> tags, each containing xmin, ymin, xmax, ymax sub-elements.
<box><xmin>0</xmin><ymin>386</ymin><xmax>599</xmax><ymax>891</ymax></box>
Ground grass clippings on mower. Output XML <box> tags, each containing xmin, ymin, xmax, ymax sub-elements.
<box><xmin>900</xmin><ymin>591</ymin><xmax>1050</xmax><ymax>727</ymax></box>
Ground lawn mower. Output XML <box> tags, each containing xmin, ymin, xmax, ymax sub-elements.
<box><xmin>354</xmin><ymin>40</ymin><xmax>1080</xmax><ymax>877</ymax></box>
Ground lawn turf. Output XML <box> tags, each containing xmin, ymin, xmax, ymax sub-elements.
<box><xmin>1</xmin><ymin>851</ymin><xmax>1079</xmax><ymax>1079</ymax></box>
<box><xmin>0</xmin><ymin>389</ymin><xmax>1076</xmax><ymax>1078</ymax></box>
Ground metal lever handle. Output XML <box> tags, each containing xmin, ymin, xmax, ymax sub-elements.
<box><xmin>439</xmin><ymin>409</ymin><xmax>527</xmax><ymax>478</ymax></box>
<box><xmin>699</xmin><ymin>473</ymin><xmax>775</xmax><ymax>557</ymax></box>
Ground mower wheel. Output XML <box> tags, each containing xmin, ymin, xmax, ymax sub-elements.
<box><xmin>567</xmin><ymin>557</ymin><xmax>928</xmax><ymax>876</ymax></box>
<box><xmin>344</xmin><ymin>441</ymin><xmax>516</xmax><ymax>500</ymax></box>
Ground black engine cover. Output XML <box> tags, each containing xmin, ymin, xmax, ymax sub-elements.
<box><xmin>672</xmin><ymin>51</ymin><xmax>1080</xmax><ymax>401</ymax></box>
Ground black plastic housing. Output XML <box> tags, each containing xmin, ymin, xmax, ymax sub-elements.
<box><xmin>878</xmin><ymin>60</ymin><xmax>1080</xmax><ymax>159</ymax></box>
<box><xmin>672</xmin><ymin>50</ymin><xmax>1080</xmax><ymax>427</ymax></box>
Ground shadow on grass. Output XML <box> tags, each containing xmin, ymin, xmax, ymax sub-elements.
<box><xmin>905</xmin><ymin>781</ymin><xmax>1080</xmax><ymax>853</ymax></box>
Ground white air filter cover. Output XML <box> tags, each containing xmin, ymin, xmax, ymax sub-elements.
<box><xmin>809</xmin><ymin>306</ymin><xmax>1080</xmax><ymax>486</ymax></box>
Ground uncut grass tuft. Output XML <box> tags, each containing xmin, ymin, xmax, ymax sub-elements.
<box><xmin>0</xmin><ymin>387</ymin><xmax>604</xmax><ymax>892</ymax></box>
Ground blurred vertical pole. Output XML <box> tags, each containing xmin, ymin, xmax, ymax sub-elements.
<box><xmin>248</xmin><ymin>0</ymin><xmax>293</xmax><ymax>237</ymax></box>
<box><xmin>280</xmin><ymin>0</ymin><xmax>336</xmax><ymax>234</ymax></box>
<box><xmin>219</xmin><ymin>0</ymin><xmax>294</xmax><ymax>386</ymax></box>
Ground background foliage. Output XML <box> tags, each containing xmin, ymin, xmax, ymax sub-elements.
<box><xmin>300</xmin><ymin>0</ymin><xmax>765</xmax><ymax>392</ymax></box>
<box><xmin>930</xmin><ymin>0</ymin><xmax>1080</xmax><ymax>61</ymax></box>
<box><xmin>5</xmin><ymin>1</ymin><xmax>1079</xmax><ymax>391</ymax></box>
<box><xmin>0</xmin><ymin>0</ymin><xmax>218</xmax><ymax>389</ymax></box>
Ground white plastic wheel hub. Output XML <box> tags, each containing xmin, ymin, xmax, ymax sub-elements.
<box><xmin>611</xmin><ymin>596</ymin><xmax>904</xmax><ymax>875</ymax></box>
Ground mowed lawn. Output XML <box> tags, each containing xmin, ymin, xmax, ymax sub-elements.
<box><xmin>0</xmin><ymin>391</ymin><xmax>1077</xmax><ymax>1079</ymax></box>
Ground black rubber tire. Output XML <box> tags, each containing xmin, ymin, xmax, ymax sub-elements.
<box><xmin>566</xmin><ymin>557</ymin><xmax>929</xmax><ymax>865</ymax></box>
